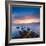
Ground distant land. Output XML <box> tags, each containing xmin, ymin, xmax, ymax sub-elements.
<box><xmin>12</xmin><ymin>22</ymin><xmax>40</xmax><ymax>26</ymax></box>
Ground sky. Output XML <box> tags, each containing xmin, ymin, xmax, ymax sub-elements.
<box><xmin>11</xmin><ymin>6</ymin><xmax>40</xmax><ymax>24</ymax></box>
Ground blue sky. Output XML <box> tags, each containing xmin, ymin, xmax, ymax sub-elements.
<box><xmin>11</xmin><ymin>6</ymin><xmax>40</xmax><ymax>19</ymax></box>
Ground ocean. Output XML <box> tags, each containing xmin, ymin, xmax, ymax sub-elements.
<box><xmin>11</xmin><ymin>23</ymin><xmax>40</xmax><ymax>38</ymax></box>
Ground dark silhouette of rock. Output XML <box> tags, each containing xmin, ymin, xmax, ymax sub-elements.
<box><xmin>16</xmin><ymin>26</ymin><xmax>20</xmax><ymax>29</ymax></box>
<box><xmin>27</xmin><ymin>28</ymin><xmax>30</xmax><ymax>31</ymax></box>
<box><xmin>30</xmin><ymin>31</ymin><xmax>39</xmax><ymax>38</ymax></box>
<box><xmin>12</xmin><ymin>26</ymin><xmax>39</xmax><ymax>39</ymax></box>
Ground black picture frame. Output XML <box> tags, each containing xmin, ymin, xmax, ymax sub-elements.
<box><xmin>5</xmin><ymin>1</ymin><xmax>45</xmax><ymax>46</ymax></box>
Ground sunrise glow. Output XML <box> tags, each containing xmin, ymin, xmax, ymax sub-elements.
<box><xmin>12</xmin><ymin>18</ymin><xmax>40</xmax><ymax>24</ymax></box>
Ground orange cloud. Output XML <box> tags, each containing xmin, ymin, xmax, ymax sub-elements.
<box><xmin>12</xmin><ymin>18</ymin><xmax>40</xmax><ymax>24</ymax></box>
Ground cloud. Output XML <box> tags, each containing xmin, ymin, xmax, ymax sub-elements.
<box><xmin>12</xmin><ymin>16</ymin><xmax>40</xmax><ymax>24</ymax></box>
